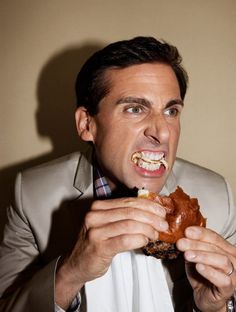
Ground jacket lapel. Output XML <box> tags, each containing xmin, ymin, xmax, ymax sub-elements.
<box><xmin>73</xmin><ymin>148</ymin><xmax>93</xmax><ymax>197</ymax></box>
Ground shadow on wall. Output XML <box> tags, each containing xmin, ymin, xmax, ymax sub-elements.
<box><xmin>0</xmin><ymin>41</ymin><xmax>104</xmax><ymax>242</ymax></box>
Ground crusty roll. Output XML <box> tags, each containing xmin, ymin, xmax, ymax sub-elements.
<box><xmin>139</xmin><ymin>186</ymin><xmax>206</xmax><ymax>260</ymax></box>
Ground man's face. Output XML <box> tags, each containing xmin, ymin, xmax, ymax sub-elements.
<box><xmin>85</xmin><ymin>63</ymin><xmax>183</xmax><ymax>193</ymax></box>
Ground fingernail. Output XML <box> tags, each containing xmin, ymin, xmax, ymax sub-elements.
<box><xmin>186</xmin><ymin>227</ymin><xmax>201</xmax><ymax>238</ymax></box>
<box><xmin>154</xmin><ymin>205</ymin><xmax>166</xmax><ymax>217</ymax></box>
<box><xmin>159</xmin><ymin>221</ymin><xmax>168</xmax><ymax>231</ymax></box>
<box><xmin>197</xmin><ymin>263</ymin><xmax>206</xmax><ymax>272</ymax></box>
<box><xmin>176</xmin><ymin>238</ymin><xmax>187</xmax><ymax>251</ymax></box>
<box><xmin>185</xmin><ymin>251</ymin><xmax>196</xmax><ymax>260</ymax></box>
<box><xmin>154</xmin><ymin>231</ymin><xmax>159</xmax><ymax>240</ymax></box>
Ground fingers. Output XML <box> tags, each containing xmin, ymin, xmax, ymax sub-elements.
<box><xmin>85</xmin><ymin>197</ymin><xmax>168</xmax><ymax>235</ymax></box>
<box><xmin>177</xmin><ymin>226</ymin><xmax>236</xmax><ymax>275</ymax></box>
<box><xmin>175</xmin><ymin>226</ymin><xmax>236</xmax><ymax>312</ymax></box>
<box><xmin>82</xmin><ymin>197</ymin><xmax>169</xmax><ymax>260</ymax></box>
<box><xmin>177</xmin><ymin>226</ymin><xmax>236</xmax><ymax>259</ymax></box>
<box><xmin>183</xmin><ymin>249</ymin><xmax>236</xmax><ymax>306</ymax></box>
<box><xmin>66</xmin><ymin>196</ymin><xmax>169</xmax><ymax>284</ymax></box>
<box><xmin>182</xmin><ymin>247</ymin><xmax>236</xmax><ymax>286</ymax></box>
<box><xmin>184</xmin><ymin>249</ymin><xmax>235</xmax><ymax>276</ymax></box>
<box><xmin>184</xmin><ymin>260</ymin><xmax>234</xmax><ymax>303</ymax></box>
<box><xmin>183</xmin><ymin>226</ymin><xmax>236</xmax><ymax>255</ymax></box>
<box><xmin>196</xmin><ymin>263</ymin><xmax>234</xmax><ymax>296</ymax></box>
<box><xmin>88</xmin><ymin>218</ymin><xmax>159</xmax><ymax>243</ymax></box>
<box><xmin>177</xmin><ymin>237</ymin><xmax>219</xmax><ymax>255</ymax></box>
<box><xmin>101</xmin><ymin>234</ymin><xmax>150</xmax><ymax>257</ymax></box>
<box><xmin>92</xmin><ymin>197</ymin><xmax>166</xmax><ymax>216</ymax></box>
<box><xmin>177</xmin><ymin>226</ymin><xmax>236</xmax><ymax>301</ymax></box>
<box><xmin>85</xmin><ymin>206</ymin><xmax>168</xmax><ymax>233</ymax></box>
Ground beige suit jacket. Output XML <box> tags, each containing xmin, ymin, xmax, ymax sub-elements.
<box><xmin>0</xmin><ymin>149</ymin><xmax>235</xmax><ymax>312</ymax></box>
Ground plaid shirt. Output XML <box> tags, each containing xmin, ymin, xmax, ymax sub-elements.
<box><xmin>93</xmin><ymin>165</ymin><xmax>112</xmax><ymax>198</ymax></box>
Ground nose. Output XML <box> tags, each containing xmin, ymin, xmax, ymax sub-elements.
<box><xmin>144</xmin><ymin>114</ymin><xmax>170</xmax><ymax>144</ymax></box>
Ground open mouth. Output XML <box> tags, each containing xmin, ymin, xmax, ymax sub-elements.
<box><xmin>131</xmin><ymin>151</ymin><xmax>169</xmax><ymax>171</ymax></box>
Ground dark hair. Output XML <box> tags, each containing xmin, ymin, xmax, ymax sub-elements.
<box><xmin>75</xmin><ymin>36</ymin><xmax>188</xmax><ymax>115</ymax></box>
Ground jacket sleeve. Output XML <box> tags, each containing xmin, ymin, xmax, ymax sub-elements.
<box><xmin>221</xmin><ymin>179</ymin><xmax>236</xmax><ymax>245</ymax></box>
<box><xmin>0</xmin><ymin>173</ymin><xmax>57</xmax><ymax>312</ymax></box>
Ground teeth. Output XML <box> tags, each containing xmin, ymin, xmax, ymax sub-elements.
<box><xmin>139</xmin><ymin>159</ymin><xmax>161</xmax><ymax>171</ymax></box>
<box><xmin>132</xmin><ymin>151</ymin><xmax>164</xmax><ymax>163</ymax></box>
<box><xmin>160</xmin><ymin>158</ymin><xmax>168</xmax><ymax>169</ymax></box>
<box><xmin>141</xmin><ymin>154</ymin><xmax>163</xmax><ymax>164</ymax></box>
<box><xmin>131</xmin><ymin>151</ymin><xmax>169</xmax><ymax>170</ymax></box>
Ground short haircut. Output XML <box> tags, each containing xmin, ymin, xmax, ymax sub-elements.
<box><xmin>75</xmin><ymin>36</ymin><xmax>188</xmax><ymax>115</ymax></box>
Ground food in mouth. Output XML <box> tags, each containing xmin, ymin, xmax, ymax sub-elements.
<box><xmin>131</xmin><ymin>151</ymin><xmax>168</xmax><ymax>171</ymax></box>
<box><xmin>138</xmin><ymin>186</ymin><xmax>206</xmax><ymax>260</ymax></box>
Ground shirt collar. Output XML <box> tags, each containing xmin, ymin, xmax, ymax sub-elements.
<box><xmin>93</xmin><ymin>165</ymin><xmax>112</xmax><ymax>198</ymax></box>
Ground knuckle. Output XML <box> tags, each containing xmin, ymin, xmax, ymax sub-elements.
<box><xmin>122</xmin><ymin>197</ymin><xmax>137</xmax><ymax>206</ymax></box>
<box><xmin>211</xmin><ymin>230</ymin><xmax>220</xmax><ymax>242</ymax></box>
<box><xmin>91</xmin><ymin>199</ymin><xmax>104</xmax><ymax>210</ymax></box>
<box><xmin>211</xmin><ymin>242</ymin><xmax>220</xmax><ymax>253</ymax></box>
<box><xmin>224</xmin><ymin>277</ymin><xmax>232</xmax><ymax>288</ymax></box>
<box><xmin>222</xmin><ymin>255</ymin><xmax>230</xmax><ymax>267</ymax></box>
<box><xmin>121</xmin><ymin>219</ymin><xmax>135</xmax><ymax>232</ymax></box>
<box><xmin>124</xmin><ymin>207</ymin><xmax>135</xmax><ymax>219</ymax></box>
<box><xmin>85</xmin><ymin>211</ymin><xmax>95</xmax><ymax>228</ymax></box>
<box><xmin>87</xmin><ymin>228</ymin><xmax>97</xmax><ymax>242</ymax></box>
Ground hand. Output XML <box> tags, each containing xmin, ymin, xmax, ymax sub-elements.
<box><xmin>177</xmin><ymin>226</ymin><xmax>236</xmax><ymax>312</ymax></box>
<box><xmin>55</xmin><ymin>196</ymin><xmax>168</xmax><ymax>309</ymax></box>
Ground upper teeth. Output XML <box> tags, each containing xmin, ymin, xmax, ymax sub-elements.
<box><xmin>131</xmin><ymin>151</ymin><xmax>169</xmax><ymax>170</ymax></box>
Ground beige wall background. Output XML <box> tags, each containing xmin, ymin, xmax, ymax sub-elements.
<box><xmin>0</xmin><ymin>0</ymin><xmax>236</xmax><ymax>239</ymax></box>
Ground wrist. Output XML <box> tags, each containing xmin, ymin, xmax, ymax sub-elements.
<box><xmin>55</xmin><ymin>257</ymin><xmax>84</xmax><ymax>310</ymax></box>
<box><xmin>193</xmin><ymin>299</ymin><xmax>229</xmax><ymax>312</ymax></box>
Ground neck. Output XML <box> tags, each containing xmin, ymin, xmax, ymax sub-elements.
<box><xmin>111</xmin><ymin>183</ymin><xmax>138</xmax><ymax>198</ymax></box>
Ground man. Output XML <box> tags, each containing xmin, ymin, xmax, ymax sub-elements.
<box><xmin>0</xmin><ymin>37</ymin><xmax>236</xmax><ymax>312</ymax></box>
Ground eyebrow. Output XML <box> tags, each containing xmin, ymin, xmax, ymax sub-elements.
<box><xmin>116</xmin><ymin>96</ymin><xmax>184</xmax><ymax>108</ymax></box>
<box><xmin>116</xmin><ymin>96</ymin><xmax>151</xmax><ymax>107</ymax></box>
<box><xmin>166</xmin><ymin>99</ymin><xmax>184</xmax><ymax>108</ymax></box>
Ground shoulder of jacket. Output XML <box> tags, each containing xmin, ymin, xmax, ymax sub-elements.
<box><xmin>22</xmin><ymin>152</ymin><xmax>82</xmax><ymax>176</ymax></box>
<box><xmin>174</xmin><ymin>158</ymin><xmax>225</xmax><ymax>183</ymax></box>
<box><xmin>17</xmin><ymin>150</ymin><xmax>92</xmax><ymax>201</ymax></box>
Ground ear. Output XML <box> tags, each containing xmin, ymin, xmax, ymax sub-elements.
<box><xmin>75</xmin><ymin>107</ymin><xmax>95</xmax><ymax>142</ymax></box>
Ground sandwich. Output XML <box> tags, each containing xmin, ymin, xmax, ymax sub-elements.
<box><xmin>138</xmin><ymin>186</ymin><xmax>206</xmax><ymax>260</ymax></box>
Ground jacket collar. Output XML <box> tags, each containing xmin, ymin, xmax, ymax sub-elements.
<box><xmin>73</xmin><ymin>147</ymin><xmax>93</xmax><ymax>195</ymax></box>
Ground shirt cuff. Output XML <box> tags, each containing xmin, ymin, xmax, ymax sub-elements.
<box><xmin>55</xmin><ymin>292</ymin><xmax>81</xmax><ymax>312</ymax></box>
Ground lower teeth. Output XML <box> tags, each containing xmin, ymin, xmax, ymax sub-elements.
<box><xmin>138</xmin><ymin>159</ymin><xmax>161</xmax><ymax>171</ymax></box>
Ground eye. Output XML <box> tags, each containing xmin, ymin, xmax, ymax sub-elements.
<box><xmin>164</xmin><ymin>107</ymin><xmax>180</xmax><ymax>117</ymax></box>
<box><xmin>125</xmin><ymin>105</ymin><xmax>144</xmax><ymax>114</ymax></box>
